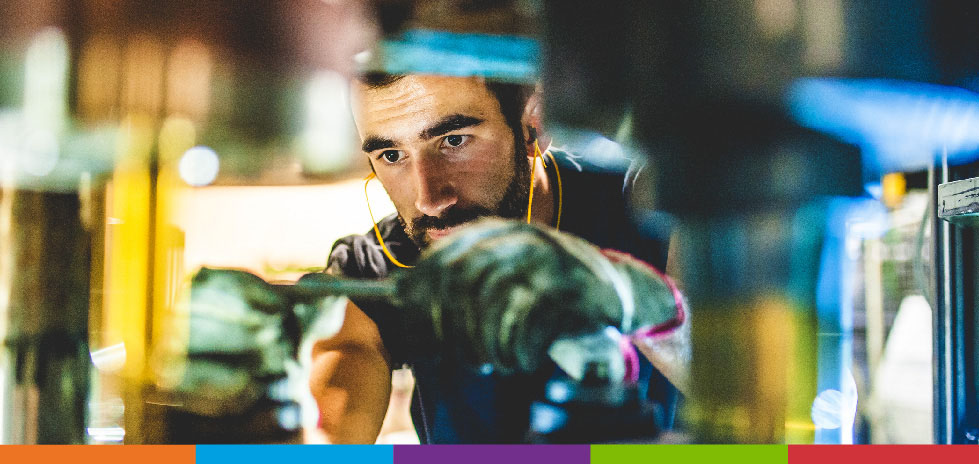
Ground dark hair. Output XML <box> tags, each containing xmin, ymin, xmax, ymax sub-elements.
<box><xmin>361</xmin><ymin>72</ymin><xmax>407</xmax><ymax>88</ymax></box>
<box><xmin>359</xmin><ymin>72</ymin><xmax>534</xmax><ymax>145</ymax></box>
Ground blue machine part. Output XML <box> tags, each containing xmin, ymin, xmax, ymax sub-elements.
<box><xmin>787</xmin><ymin>78</ymin><xmax>979</xmax><ymax>176</ymax></box>
<box><xmin>370</xmin><ymin>29</ymin><xmax>540</xmax><ymax>84</ymax></box>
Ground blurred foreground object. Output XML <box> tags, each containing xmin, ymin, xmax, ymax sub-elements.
<box><xmin>170</xmin><ymin>219</ymin><xmax>687</xmax><ymax>443</ymax></box>
<box><xmin>1</xmin><ymin>191</ymin><xmax>91</xmax><ymax>444</ymax></box>
<box><xmin>1</xmin><ymin>0</ymin><xmax>377</xmax><ymax>445</ymax></box>
<box><xmin>159</xmin><ymin>269</ymin><xmax>296</xmax><ymax>416</ymax></box>
<box><xmin>398</xmin><ymin>219</ymin><xmax>687</xmax><ymax>442</ymax></box>
<box><xmin>399</xmin><ymin>218</ymin><xmax>687</xmax><ymax>388</ymax></box>
<box><xmin>534</xmin><ymin>0</ymin><xmax>979</xmax><ymax>445</ymax></box>
<box><xmin>1</xmin><ymin>1</ymin><xmax>93</xmax><ymax>444</ymax></box>
<box><xmin>152</xmin><ymin>268</ymin><xmax>348</xmax><ymax>443</ymax></box>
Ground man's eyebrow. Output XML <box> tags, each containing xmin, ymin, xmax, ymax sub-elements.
<box><xmin>419</xmin><ymin>114</ymin><xmax>484</xmax><ymax>140</ymax></box>
<box><xmin>362</xmin><ymin>136</ymin><xmax>396</xmax><ymax>153</ymax></box>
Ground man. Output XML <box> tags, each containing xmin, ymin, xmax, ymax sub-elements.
<box><xmin>311</xmin><ymin>73</ymin><xmax>687</xmax><ymax>444</ymax></box>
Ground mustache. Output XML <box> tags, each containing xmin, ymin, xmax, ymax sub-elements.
<box><xmin>410</xmin><ymin>206</ymin><xmax>496</xmax><ymax>231</ymax></box>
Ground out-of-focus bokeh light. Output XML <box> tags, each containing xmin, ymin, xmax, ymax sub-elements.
<box><xmin>800</xmin><ymin>0</ymin><xmax>844</xmax><ymax>71</ymax></box>
<box><xmin>0</xmin><ymin>112</ymin><xmax>61</xmax><ymax>179</ymax></box>
<box><xmin>166</xmin><ymin>39</ymin><xmax>212</xmax><ymax>120</ymax></box>
<box><xmin>90</xmin><ymin>343</ymin><xmax>127</xmax><ymax>373</ymax></box>
<box><xmin>546</xmin><ymin>126</ymin><xmax>632</xmax><ymax>172</ymax></box>
<box><xmin>77</xmin><ymin>35</ymin><xmax>121</xmax><ymax>123</ymax></box>
<box><xmin>754</xmin><ymin>0</ymin><xmax>797</xmax><ymax>39</ymax></box>
<box><xmin>173</xmin><ymin>177</ymin><xmax>395</xmax><ymax>282</ymax></box>
<box><xmin>880</xmin><ymin>173</ymin><xmax>907</xmax><ymax>209</ymax></box>
<box><xmin>86</xmin><ymin>426</ymin><xmax>125</xmax><ymax>443</ymax></box>
<box><xmin>121</xmin><ymin>35</ymin><xmax>165</xmax><ymax>116</ymax></box>
<box><xmin>178</xmin><ymin>146</ymin><xmax>219</xmax><ymax>187</ymax></box>
<box><xmin>299</xmin><ymin>70</ymin><xmax>357</xmax><ymax>174</ymax></box>
<box><xmin>21</xmin><ymin>128</ymin><xmax>59</xmax><ymax>176</ymax></box>
<box><xmin>789</xmin><ymin>78</ymin><xmax>979</xmax><ymax>173</ymax></box>
<box><xmin>810</xmin><ymin>370</ymin><xmax>858</xmax><ymax>440</ymax></box>
<box><xmin>23</xmin><ymin>27</ymin><xmax>69</xmax><ymax>132</ymax></box>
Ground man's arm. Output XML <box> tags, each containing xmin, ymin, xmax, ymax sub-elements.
<box><xmin>309</xmin><ymin>300</ymin><xmax>392</xmax><ymax>444</ymax></box>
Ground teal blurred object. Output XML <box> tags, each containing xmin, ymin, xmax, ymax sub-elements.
<box><xmin>366</xmin><ymin>29</ymin><xmax>540</xmax><ymax>84</ymax></box>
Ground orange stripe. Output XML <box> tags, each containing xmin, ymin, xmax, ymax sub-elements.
<box><xmin>0</xmin><ymin>445</ymin><xmax>195</xmax><ymax>464</ymax></box>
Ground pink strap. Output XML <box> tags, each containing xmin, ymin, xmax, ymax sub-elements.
<box><xmin>619</xmin><ymin>334</ymin><xmax>641</xmax><ymax>385</ymax></box>
<box><xmin>599</xmin><ymin>249</ymin><xmax>685</xmax><ymax>384</ymax></box>
<box><xmin>600</xmin><ymin>249</ymin><xmax>686</xmax><ymax>339</ymax></box>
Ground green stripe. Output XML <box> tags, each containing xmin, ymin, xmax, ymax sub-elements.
<box><xmin>592</xmin><ymin>445</ymin><xmax>788</xmax><ymax>464</ymax></box>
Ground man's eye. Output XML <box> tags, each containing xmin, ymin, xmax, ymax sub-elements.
<box><xmin>380</xmin><ymin>150</ymin><xmax>403</xmax><ymax>163</ymax></box>
<box><xmin>442</xmin><ymin>135</ymin><xmax>468</xmax><ymax>148</ymax></box>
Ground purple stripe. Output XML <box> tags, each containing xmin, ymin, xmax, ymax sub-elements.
<box><xmin>394</xmin><ymin>445</ymin><xmax>590</xmax><ymax>464</ymax></box>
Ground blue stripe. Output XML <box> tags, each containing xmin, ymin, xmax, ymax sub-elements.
<box><xmin>195</xmin><ymin>445</ymin><xmax>393</xmax><ymax>464</ymax></box>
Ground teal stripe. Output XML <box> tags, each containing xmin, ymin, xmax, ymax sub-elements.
<box><xmin>195</xmin><ymin>445</ymin><xmax>393</xmax><ymax>464</ymax></box>
<box><xmin>592</xmin><ymin>445</ymin><xmax>789</xmax><ymax>464</ymax></box>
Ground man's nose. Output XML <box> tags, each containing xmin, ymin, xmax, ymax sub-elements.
<box><xmin>413</xmin><ymin>155</ymin><xmax>457</xmax><ymax>217</ymax></box>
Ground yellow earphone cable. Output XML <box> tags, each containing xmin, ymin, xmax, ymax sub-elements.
<box><xmin>364</xmin><ymin>173</ymin><xmax>415</xmax><ymax>268</ymax></box>
<box><xmin>526</xmin><ymin>144</ymin><xmax>540</xmax><ymax>224</ymax></box>
<box><xmin>545</xmin><ymin>149</ymin><xmax>563</xmax><ymax>230</ymax></box>
<box><xmin>527</xmin><ymin>140</ymin><xmax>563</xmax><ymax>230</ymax></box>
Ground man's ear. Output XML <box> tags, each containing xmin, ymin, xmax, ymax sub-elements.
<box><xmin>520</xmin><ymin>90</ymin><xmax>548</xmax><ymax>157</ymax></box>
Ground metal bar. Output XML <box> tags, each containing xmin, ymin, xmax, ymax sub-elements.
<box><xmin>952</xmin><ymin>220</ymin><xmax>966</xmax><ymax>443</ymax></box>
<box><xmin>282</xmin><ymin>275</ymin><xmax>398</xmax><ymax>301</ymax></box>
<box><xmin>934</xmin><ymin>151</ymin><xmax>955</xmax><ymax>443</ymax></box>
<box><xmin>964</xmin><ymin>222</ymin><xmax>979</xmax><ymax>443</ymax></box>
<box><xmin>931</xmin><ymin>162</ymin><xmax>948</xmax><ymax>443</ymax></box>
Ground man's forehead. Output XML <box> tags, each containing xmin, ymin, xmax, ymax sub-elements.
<box><xmin>352</xmin><ymin>74</ymin><xmax>503</xmax><ymax>139</ymax></box>
<box><xmin>356</xmin><ymin>74</ymin><xmax>491</xmax><ymax>98</ymax></box>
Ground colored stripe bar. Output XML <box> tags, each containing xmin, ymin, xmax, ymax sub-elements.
<box><xmin>789</xmin><ymin>445</ymin><xmax>979</xmax><ymax>463</ymax></box>
<box><xmin>196</xmin><ymin>445</ymin><xmax>392</xmax><ymax>464</ymax></box>
<box><xmin>0</xmin><ymin>445</ymin><xmax>195</xmax><ymax>464</ymax></box>
<box><xmin>593</xmin><ymin>445</ymin><xmax>788</xmax><ymax>464</ymax></box>
<box><xmin>394</xmin><ymin>445</ymin><xmax>589</xmax><ymax>464</ymax></box>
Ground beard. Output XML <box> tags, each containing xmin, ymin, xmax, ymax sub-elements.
<box><xmin>399</xmin><ymin>145</ymin><xmax>532</xmax><ymax>249</ymax></box>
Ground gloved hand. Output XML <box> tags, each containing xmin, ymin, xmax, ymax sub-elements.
<box><xmin>155</xmin><ymin>268</ymin><xmax>334</xmax><ymax>417</ymax></box>
<box><xmin>396</xmin><ymin>218</ymin><xmax>687</xmax><ymax>384</ymax></box>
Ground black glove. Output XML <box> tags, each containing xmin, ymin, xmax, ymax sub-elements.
<box><xmin>396</xmin><ymin>218</ymin><xmax>682</xmax><ymax>377</ymax></box>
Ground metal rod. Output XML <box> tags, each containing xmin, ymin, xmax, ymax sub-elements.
<box><xmin>279</xmin><ymin>275</ymin><xmax>398</xmax><ymax>301</ymax></box>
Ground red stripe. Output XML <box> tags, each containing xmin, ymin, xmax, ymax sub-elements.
<box><xmin>788</xmin><ymin>445</ymin><xmax>979</xmax><ymax>464</ymax></box>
